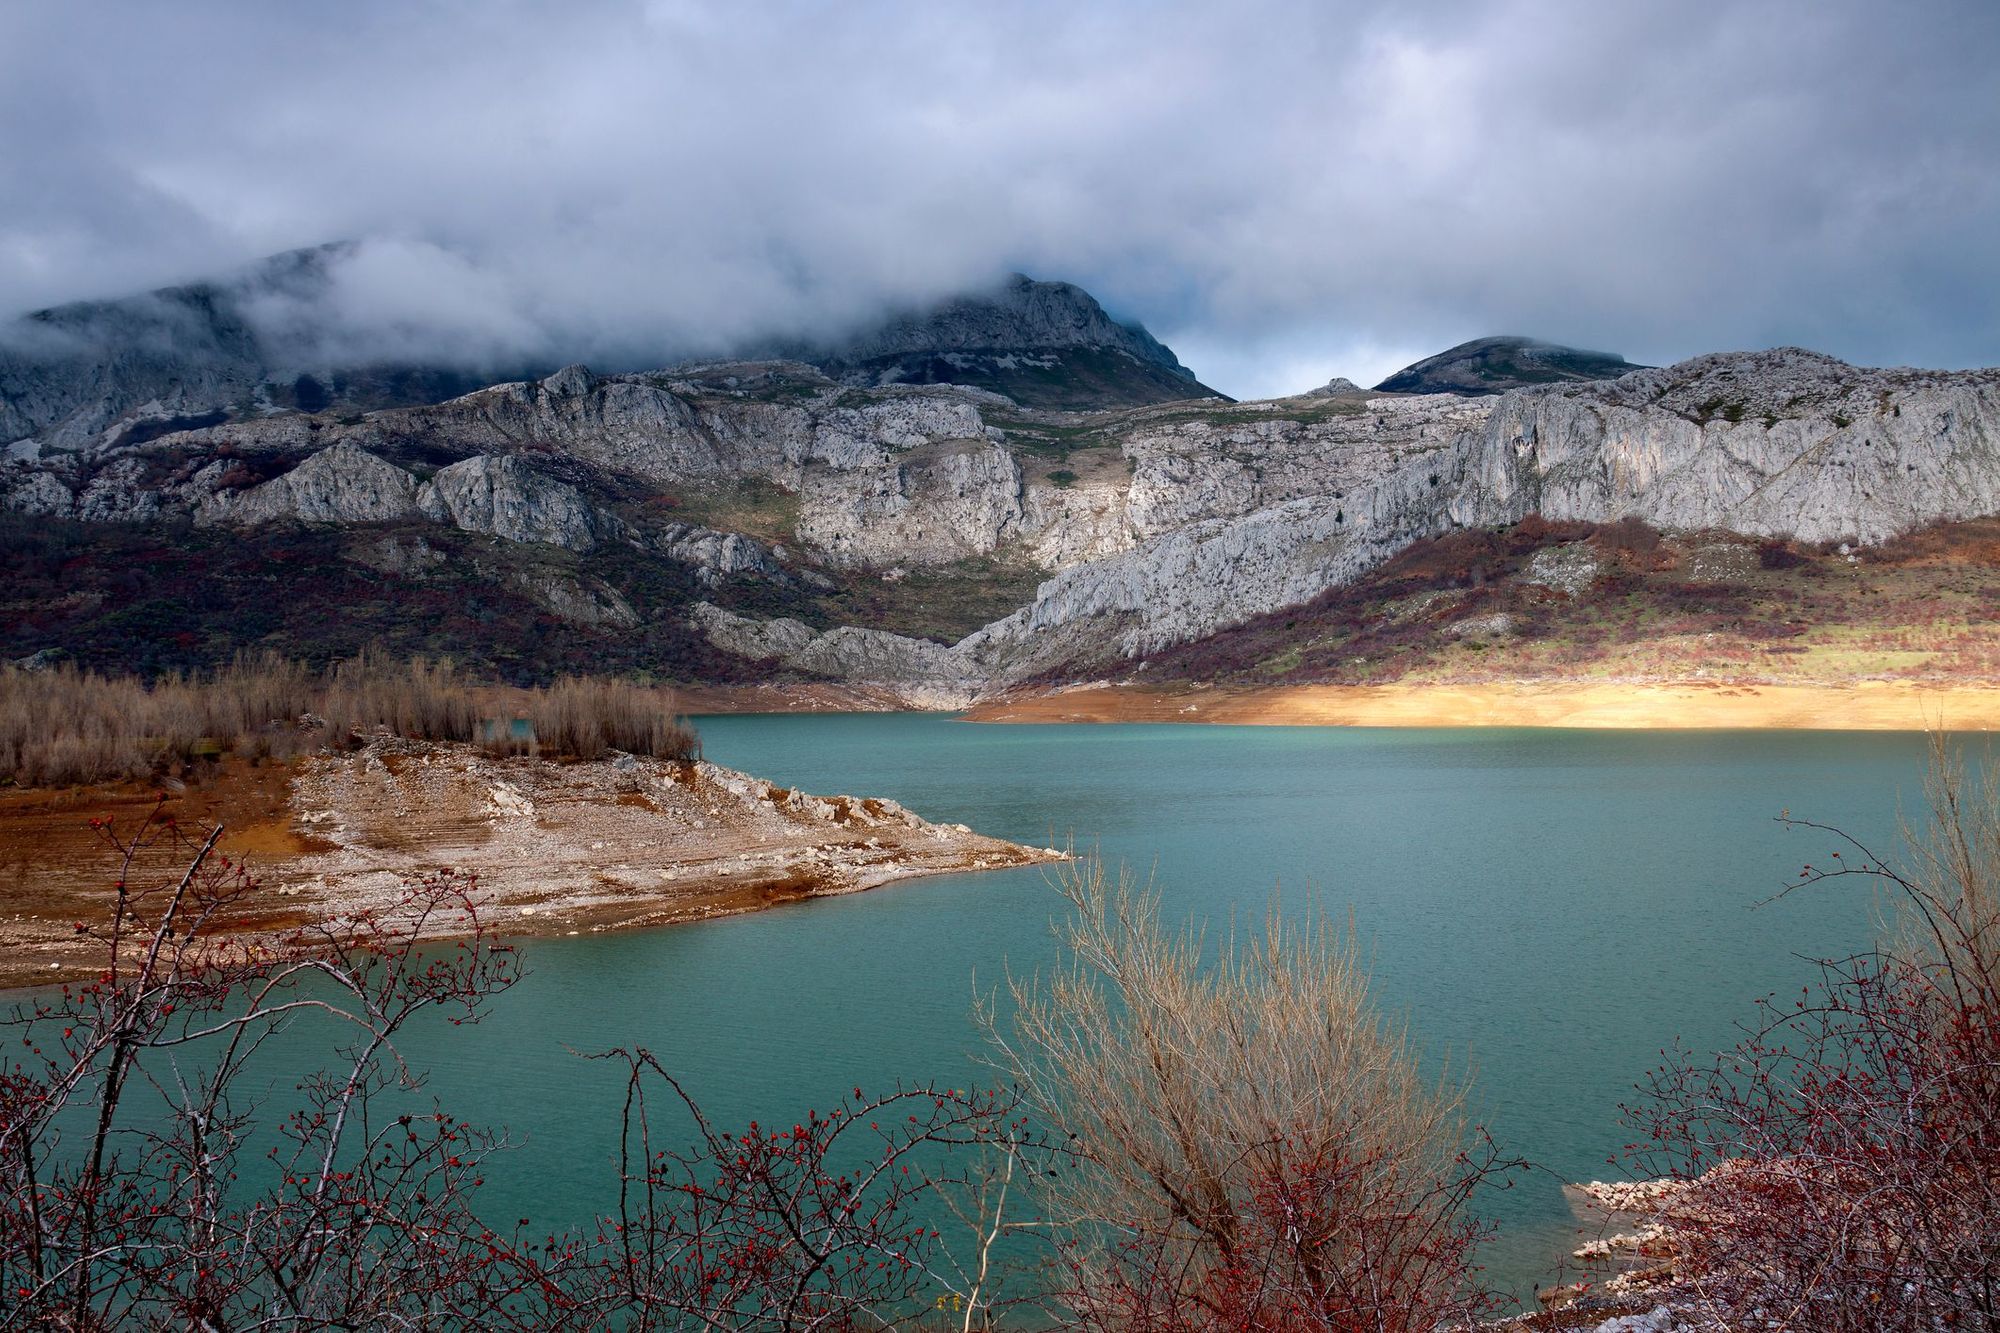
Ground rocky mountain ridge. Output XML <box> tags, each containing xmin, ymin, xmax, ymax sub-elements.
<box><xmin>0</xmin><ymin>244</ymin><xmax>528</xmax><ymax>453</ymax></box>
<box><xmin>0</xmin><ymin>251</ymin><xmax>1211</xmax><ymax>455</ymax></box>
<box><xmin>6</xmin><ymin>321</ymin><xmax>1998</xmax><ymax>702</ymax></box>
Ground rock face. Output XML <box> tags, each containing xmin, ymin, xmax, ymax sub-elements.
<box><xmin>1447</xmin><ymin>349</ymin><xmax>2000</xmax><ymax>544</ymax></box>
<box><xmin>1375</xmin><ymin>336</ymin><xmax>1643</xmax><ymax>396</ymax></box>
<box><xmin>656</xmin><ymin>525</ymin><xmax>786</xmax><ymax>585</ymax></box>
<box><xmin>194</xmin><ymin>444</ymin><xmax>613</xmax><ymax>553</ymax></box>
<box><xmin>202</xmin><ymin>443</ymin><xmax>423</xmax><ymax>525</ymax></box>
<box><xmin>797</xmin><ymin>438</ymin><xmax>1025</xmax><ymax>567</ymax></box>
<box><xmin>509</xmin><ymin>570</ymin><xmax>640</xmax><ymax>628</ymax></box>
<box><xmin>688</xmin><ymin>604</ymin><xmax>986</xmax><ymax>708</ymax></box>
<box><xmin>416</xmin><ymin>454</ymin><xmax>602</xmax><ymax>552</ymax></box>
<box><xmin>955</xmin><ymin>349</ymin><xmax>2000</xmax><ymax>673</ymax></box>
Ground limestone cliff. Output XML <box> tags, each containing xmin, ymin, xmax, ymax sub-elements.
<box><xmin>956</xmin><ymin>350</ymin><xmax>2000</xmax><ymax>671</ymax></box>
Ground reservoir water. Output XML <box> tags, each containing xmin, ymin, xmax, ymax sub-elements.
<box><xmin>313</xmin><ymin>717</ymin><xmax>1943</xmax><ymax>1302</ymax></box>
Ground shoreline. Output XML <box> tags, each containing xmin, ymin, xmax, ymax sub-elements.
<box><xmin>956</xmin><ymin>676</ymin><xmax>2000</xmax><ymax>728</ymax></box>
<box><xmin>951</xmin><ymin>679</ymin><xmax>2000</xmax><ymax>729</ymax></box>
<box><xmin>681</xmin><ymin>678</ymin><xmax>2000</xmax><ymax>730</ymax></box>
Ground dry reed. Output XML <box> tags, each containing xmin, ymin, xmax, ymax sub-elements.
<box><xmin>0</xmin><ymin>652</ymin><xmax>697</xmax><ymax>787</ymax></box>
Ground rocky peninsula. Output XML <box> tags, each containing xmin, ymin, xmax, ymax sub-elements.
<box><xmin>0</xmin><ymin>739</ymin><xmax>1060</xmax><ymax>988</ymax></box>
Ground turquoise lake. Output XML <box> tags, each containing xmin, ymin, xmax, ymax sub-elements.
<box><xmin>342</xmin><ymin>717</ymin><xmax>1947</xmax><ymax>1303</ymax></box>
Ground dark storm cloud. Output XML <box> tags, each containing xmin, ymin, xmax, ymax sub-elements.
<box><xmin>1</xmin><ymin>0</ymin><xmax>1995</xmax><ymax>397</ymax></box>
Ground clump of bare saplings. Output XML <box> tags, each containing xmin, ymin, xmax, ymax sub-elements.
<box><xmin>0</xmin><ymin>651</ymin><xmax>698</xmax><ymax>786</ymax></box>
<box><xmin>1628</xmin><ymin>736</ymin><xmax>2000</xmax><ymax>1330</ymax></box>
<box><xmin>986</xmin><ymin>859</ymin><xmax>1517</xmax><ymax>1330</ymax></box>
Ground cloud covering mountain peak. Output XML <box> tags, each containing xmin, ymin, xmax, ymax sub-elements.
<box><xmin>2</xmin><ymin>0</ymin><xmax>1996</xmax><ymax>398</ymax></box>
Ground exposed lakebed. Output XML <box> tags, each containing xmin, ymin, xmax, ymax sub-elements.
<box><xmin>262</xmin><ymin>717</ymin><xmax>1943</xmax><ymax>1301</ymax></box>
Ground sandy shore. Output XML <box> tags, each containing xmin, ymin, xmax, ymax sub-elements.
<box><xmin>0</xmin><ymin>739</ymin><xmax>1060</xmax><ymax>989</ymax></box>
<box><xmin>960</xmin><ymin>680</ymin><xmax>2000</xmax><ymax>730</ymax></box>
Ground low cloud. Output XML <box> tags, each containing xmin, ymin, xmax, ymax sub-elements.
<box><xmin>1</xmin><ymin>0</ymin><xmax>1995</xmax><ymax>397</ymax></box>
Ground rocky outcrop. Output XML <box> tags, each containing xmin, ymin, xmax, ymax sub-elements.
<box><xmin>510</xmin><ymin>570</ymin><xmax>640</xmax><ymax>628</ymax></box>
<box><xmin>201</xmin><ymin>443</ymin><xmax>423</xmax><ymax>525</ymax></box>
<box><xmin>655</xmin><ymin>524</ymin><xmax>786</xmax><ymax>585</ymax></box>
<box><xmin>1521</xmin><ymin>543</ymin><xmax>1603</xmax><ymax>596</ymax></box>
<box><xmin>798</xmin><ymin>438</ymin><xmax>1024</xmax><ymax>567</ymax></box>
<box><xmin>187</xmin><ymin>442</ymin><xmax>627</xmax><ymax>554</ymax></box>
<box><xmin>962</xmin><ymin>487</ymin><xmax>1419</xmax><ymax>666</ymax></box>
<box><xmin>688</xmin><ymin>603</ymin><xmax>986</xmax><ymax>707</ymax></box>
<box><xmin>1117</xmin><ymin>396</ymin><xmax>1485</xmax><ymax>541</ymax></box>
<box><xmin>1375</xmin><ymin>336</ymin><xmax>1642</xmax><ymax>396</ymax></box>
<box><xmin>416</xmin><ymin>454</ymin><xmax>603</xmax><ymax>552</ymax></box>
<box><xmin>1449</xmin><ymin>349</ymin><xmax>2000</xmax><ymax>544</ymax></box>
<box><xmin>1021</xmin><ymin>477</ymin><xmax>1134</xmax><ymax>567</ymax></box>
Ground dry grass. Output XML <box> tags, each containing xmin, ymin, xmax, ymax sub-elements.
<box><xmin>0</xmin><ymin>652</ymin><xmax>698</xmax><ymax>788</ymax></box>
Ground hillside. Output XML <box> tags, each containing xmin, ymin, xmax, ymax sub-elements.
<box><xmin>1102</xmin><ymin>515</ymin><xmax>2000</xmax><ymax>689</ymax></box>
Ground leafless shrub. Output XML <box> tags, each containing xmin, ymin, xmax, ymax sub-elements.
<box><xmin>985</xmin><ymin>858</ymin><xmax>1513</xmax><ymax>1330</ymax></box>
<box><xmin>1628</xmin><ymin>735</ymin><xmax>2000</xmax><ymax>1330</ymax></box>
<box><xmin>319</xmin><ymin>649</ymin><xmax>480</xmax><ymax>745</ymax></box>
<box><xmin>0</xmin><ymin>807</ymin><xmax>561</xmax><ymax>1328</ymax></box>
<box><xmin>1590</xmin><ymin>516</ymin><xmax>1664</xmax><ymax>562</ymax></box>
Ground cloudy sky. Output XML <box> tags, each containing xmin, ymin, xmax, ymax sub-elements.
<box><xmin>2</xmin><ymin>0</ymin><xmax>1996</xmax><ymax>398</ymax></box>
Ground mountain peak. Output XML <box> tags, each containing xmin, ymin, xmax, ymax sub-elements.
<box><xmin>1374</xmin><ymin>335</ymin><xmax>1642</xmax><ymax>396</ymax></box>
<box><xmin>808</xmin><ymin>273</ymin><xmax>1221</xmax><ymax>409</ymax></box>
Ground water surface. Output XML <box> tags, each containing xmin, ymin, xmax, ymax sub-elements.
<box><xmin>361</xmin><ymin>717</ymin><xmax>1942</xmax><ymax>1301</ymax></box>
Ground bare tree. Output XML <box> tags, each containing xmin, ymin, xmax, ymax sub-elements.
<box><xmin>0</xmin><ymin>802</ymin><xmax>572</xmax><ymax>1330</ymax></box>
<box><xmin>564</xmin><ymin>1049</ymin><xmax>1044</xmax><ymax>1330</ymax></box>
<box><xmin>984</xmin><ymin>857</ymin><xmax>1513</xmax><ymax>1331</ymax></box>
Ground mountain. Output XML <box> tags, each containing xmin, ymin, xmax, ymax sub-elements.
<box><xmin>800</xmin><ymin>273</ymin><xmax>1224</xmax><ymax>409</ymax></box>
<box><xmin>1373</xmin><ymin>335</ymin><xmax>1643</xmax><ymax>396</ymax></box>
<box><xmin>6</xmin><ymin>338</ymin><xmax>1999</xmax><ymax>703</ymax></box>
<box><xmin>0</xmin><ymin>244</ymin><xmax>533</xmax><ymax>453</ymax></box>
<box><xmin>0</xmin><ymin>255</ymin><xmax>1220</xmax><ymax>457</ymax></box>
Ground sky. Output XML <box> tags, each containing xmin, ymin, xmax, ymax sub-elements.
<box><xmin>2</xmin><ymin>0</ymin><xmax>1997</xmax><ymax>399</ymax></box>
